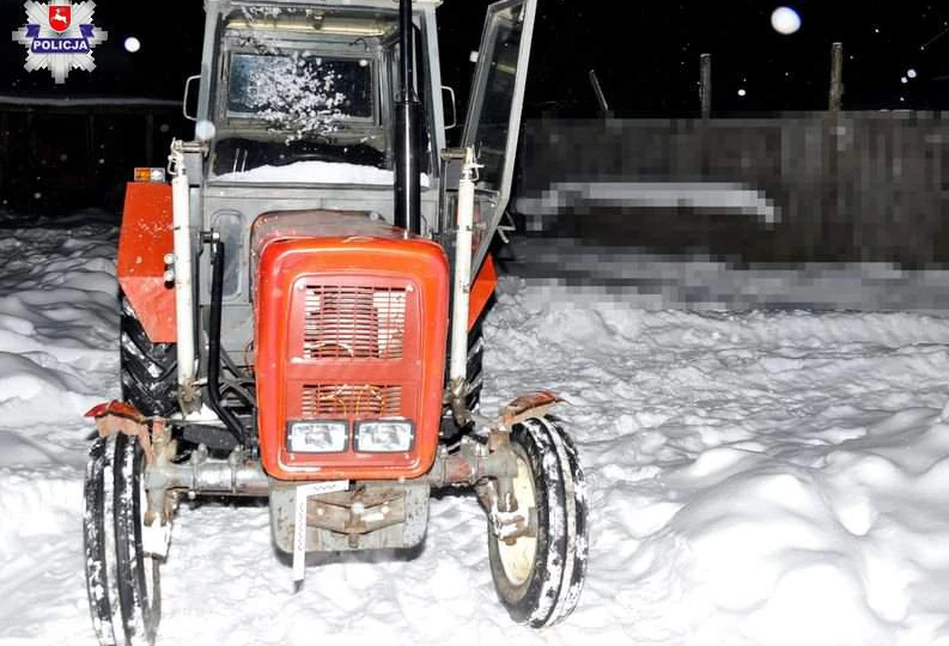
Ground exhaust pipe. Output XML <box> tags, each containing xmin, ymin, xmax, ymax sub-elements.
<box><xmin>394</xmin><ymin>0</ymin><xmax>421</xmax><ymax>234</ymax></box>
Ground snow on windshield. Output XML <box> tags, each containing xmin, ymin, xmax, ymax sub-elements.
<box><xmin>213</xmin><ymin>29</ymin><xmax>387</xmax><ymax>176</ymax></box>
<box><xmin>227</xmin><ymin>52</ymin><xmax>373</xmax><ymax>140</ymax></box>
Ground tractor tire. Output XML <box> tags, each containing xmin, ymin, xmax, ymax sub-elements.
<box><xmin>83</xmin><ymin>433</ymin><xmax>162</xmax><ymax>646</ymax></box>
<box><xmin>120</xmin><ymin>295</ymin><xmax>178</xmax><ymax>417</ymax></box>
<box><xmin>487</xmin><ymin>416</ymin><xmax>589</xmax><ymax>628</ymax></box>
<box><xmin>465</xmin><ymin>319</ymin><xmax>484</xmax><ymax>413</ymax></box>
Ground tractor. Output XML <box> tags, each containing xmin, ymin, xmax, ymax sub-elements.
<box><xmin>82</xmin><ymin>0</ymin><xmax>588</xmax><ymax>643</ymax></box>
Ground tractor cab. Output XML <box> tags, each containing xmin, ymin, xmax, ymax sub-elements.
<box><xmin>207</xmin><ymin>5</ymin><xmax>426</xmax><ymax>181</ymax></box>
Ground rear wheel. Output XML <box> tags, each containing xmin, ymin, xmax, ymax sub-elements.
<box><xmin>83</xmin><ymin>434</ymin><xmax>161</xmax><ymax>646</ymax></box>
<box><xmin>487</xmin><ymin>417</ymin><xmax>589</xmax><ymax>628</ymax></box>
<box><xmin>120</xmin><ymin>294</ymin><xmax>177</xmax><ymax>417</ymax></box>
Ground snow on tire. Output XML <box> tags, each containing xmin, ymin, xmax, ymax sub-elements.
<box><xmin>83</xmin><ymin>434</ymin><xmax>161</xmax><ymax>646</ymax></box>
<box><xmin>487</xmin><ymin>416</ymin><xmax>589</xmax><ymax>628</ymax></box>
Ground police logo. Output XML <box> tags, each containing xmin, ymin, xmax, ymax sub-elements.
<box><xmin>12</xmin><ymin>1</ymin><xmax>108</xmax><ymax>84</ymax></box>
<box><xmin>48</xmin><ymin>5</ymin><xmax>71</xmax><ymax>32</ymax></box>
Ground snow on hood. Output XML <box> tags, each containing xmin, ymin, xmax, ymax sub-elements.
<box><xmin>3</xmin><ymin>225</ymin><xmax>949</xmax><ymax>644</ymax></box>
<box><xmin>215</xmin><ymin>160</ymin><xmax>431</xmax><ymax>187</ymax></box>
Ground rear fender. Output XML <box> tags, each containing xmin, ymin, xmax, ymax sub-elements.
<box><xmin>117</xmin><ymin>182</ymin><xmax>176</xmax><ymax>343</ymax></box>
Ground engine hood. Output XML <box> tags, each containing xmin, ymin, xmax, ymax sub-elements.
<box><xmin>251</xmin><ymin>208</ymin><xmax>450</xmax><ymax>481</ymax></box>
<box><xmin>250</xmin><ymin>209</ymin><xmax>416</xmax><ymax>284</ymax></box>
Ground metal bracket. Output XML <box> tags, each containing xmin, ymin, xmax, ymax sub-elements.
<box><xmin>84</xmin><ymin>400</ymin><xmax>156</xmax><ymax>464</ymax></box>
<box><xmin>496</xmin><ymin>209</ymin><xmax>517</xmax><ymax>244</ymax></box>
<box><xmin>293</xmin><ymin>480</ymin><xmax>350</xmax><ymax>590</ymax></box>
<box><xmin>499</xmin><ymin>390</ymin><xmax>564</xmax><ymax>429</ymax></box>
<box><xmin>477</xmin><ymin>479</ymin><xmax>537</xmax><ymax>544</ymax></box>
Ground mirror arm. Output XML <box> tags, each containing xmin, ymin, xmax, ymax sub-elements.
<box><xmin>182</xmin><ymin>74</ymin><xmax>200</xmax><ymax>122</ymax></box>
<box><xmin>442</xmin><ymin>86</ymin><xmax>458</xmax><ymax>130</ymax></box>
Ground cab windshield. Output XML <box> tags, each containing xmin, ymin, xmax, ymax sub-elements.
<box><xmin>210</xmin><ymin>6</ymin><xmax>405</xmax><ymax>179</ymax></box>
<box><xmin>226</xmin><ymin>53</ymin><xmax>373</xmax><ymax>121</ymax></box>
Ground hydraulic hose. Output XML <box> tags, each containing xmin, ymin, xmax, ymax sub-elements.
<box><xmin>207</xmin><ymin>237</ymin><xmax>245</xmax><ymax>446</ymax></box>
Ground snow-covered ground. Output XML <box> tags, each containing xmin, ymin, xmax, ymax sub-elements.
<box><xmin>4</xmin><ymin>222</ymin><xmax>949</xmax><ymax>645</ymax></box>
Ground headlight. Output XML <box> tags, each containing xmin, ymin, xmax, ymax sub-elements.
<box><xmin>355</xmin><ymin>420</ymin><xmax>414</xmax><ymax>452</ymax></box>
<box><xmin>287</xmin><ymin>420</ymin><xmax>348</xmax><ymax>453</ymax></box>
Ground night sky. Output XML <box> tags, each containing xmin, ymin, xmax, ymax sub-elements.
<box><xmin>1</xmin><ymin>1</ymin><xmax>948</xmax><ymax>117</ymax></box>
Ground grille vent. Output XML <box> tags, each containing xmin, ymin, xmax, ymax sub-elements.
<box><xmin>303</xmin><ymin>285</ymin><xmax>406</xmax><ymax>359</ymax></box>
<box><xmin>301</xmin><ymin>384</ymin><xmax>403</xmax><ymax>417</ymax></box>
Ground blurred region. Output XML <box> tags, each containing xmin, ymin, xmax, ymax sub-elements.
<box><xmin>515</xmin><ymin>115</ymin><xmax>949</xmax><ymax>267</ymax></box>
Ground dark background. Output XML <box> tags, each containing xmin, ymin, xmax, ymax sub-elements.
<box><xmin>1</xmin><ymin>2</ymin><xmax>947</xmax><ymax>112</ymax></box>
<box><xmin>0</xmin><ymin>1</ymin><xmax>947</xmax><ymax>217</ymax></box>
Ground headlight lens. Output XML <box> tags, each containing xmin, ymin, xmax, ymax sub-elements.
<box><xmin>355</xmin><ymin>420</ymin><xmax>414</xmax><ymax>452</ymax></box>
<box><xmin>287</xmin><ymin>420</ymin><xmax>348</xmax><ymax>453</ymax></box>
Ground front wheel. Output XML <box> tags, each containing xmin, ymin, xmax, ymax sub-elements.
<box><xmin>487</xmin><ymin>417</ymin><xmax>589</xmax><ymax>628</ymax></box>
<box><xmin>83</xmin><ymin>434</ymin><xmax>162</xmax><ymax>645</ymax></box>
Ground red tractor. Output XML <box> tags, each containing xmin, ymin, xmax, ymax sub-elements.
<box><xmin>83</xmin><ymin>0</ymin><xmax>587</xmax><ymax>643</ymax></box>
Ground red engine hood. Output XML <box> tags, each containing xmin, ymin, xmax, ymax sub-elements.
<box><xmin>251</xmin><ymin>210</ymin><xmax>411</xmax><ymax>266</ymax></box>
<box><xmin>251</xmin><ymin>209</ymin><xmax>450</xmax><ymax>481</ymax></box>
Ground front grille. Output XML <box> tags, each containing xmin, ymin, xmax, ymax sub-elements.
<box><xmin>301</xmin><ymin>384</ymin><xmax>403</xmax><ymax>417</ymax></box>
<box><xmin>303</xmin><ymin>285</ymin><xmax>406</xmax><ymax>359</ymax></box>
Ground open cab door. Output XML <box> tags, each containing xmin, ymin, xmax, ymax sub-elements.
<box><xmin>446</xmin><ymin>0</ymin><xmax>537</xmax><ymax>273</ymax></box>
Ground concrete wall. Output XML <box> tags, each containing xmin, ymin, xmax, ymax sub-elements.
<box><xmin>517</xmin><ymin>114</ymin><xmax>949</xmax><ymax>265</ymax></box>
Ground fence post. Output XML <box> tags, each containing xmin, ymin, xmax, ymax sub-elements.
<box><xmin>699</xmin><ymin>53</ymin><xmax>712</xmax><ymax>119</ymax></box>
<box><xmin>829</xmin><ymin>42</ymin><xmax>844</xmax><ymax>112</ymax></box>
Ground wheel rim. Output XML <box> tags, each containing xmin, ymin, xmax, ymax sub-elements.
<box><xmin>496</xmin><ymin>453</ymin><xmax>538</xmax><ymax>587</ymax></box>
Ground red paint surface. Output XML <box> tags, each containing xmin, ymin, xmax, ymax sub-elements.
<box><xmin>117</xmin><ymin>182</ymin><xmax>175</xmax><ymax>343</ymax></box>
<box><xmin>84</xmin><ymin>400</ymin><xmax>144</xmax><ymax>420</ymax></box>
<box><xmin>468</xmin><ymin>254</ymin><xmax>497</xmax><ymax>330</ymax></box>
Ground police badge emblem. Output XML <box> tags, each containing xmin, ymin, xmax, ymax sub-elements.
<box><xmin>12</xmin><ymin>1</ymin><xmax>108</xmax><ymax>84</ymax></box>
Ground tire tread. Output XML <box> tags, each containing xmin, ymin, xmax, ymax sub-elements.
<box><xmin>119</xmin><ymin>295</ymin><xmax>177</xmax><ymax>417</ymax></box>
<box><xmin>83</xmin><ymin>434</ymin><xmax>160</xmax><ymax>646</ymax></box>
